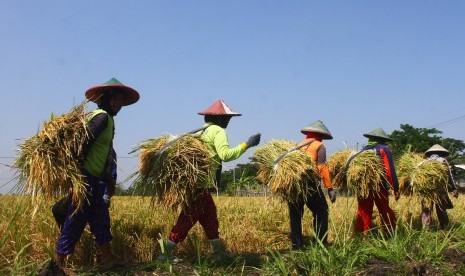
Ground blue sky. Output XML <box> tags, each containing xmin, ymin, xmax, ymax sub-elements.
<box><xmin>1</xmin><ymin>1</ymin><xmax>465</xmax><ymax>193</ymax></box>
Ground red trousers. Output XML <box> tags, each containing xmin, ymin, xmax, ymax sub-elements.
<box><xmin>169</xmin><ymin>189</ymin><xmax>219</xmax><ymax>243</ymax></box>
<box><xmin>355</xmin><ymin>189</ymin><xmax>396</xmax><ymax>233</ymax></box>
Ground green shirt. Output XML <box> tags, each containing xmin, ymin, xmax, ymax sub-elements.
<box><xmin>198</xmin><ymin>123</ymin><xmax>246</xmax><ymax>188</ymax></box>
<box><xmin>83</xmin><ymin>109</ymin><xmax>114</xmax><ymax>177</ymax></box>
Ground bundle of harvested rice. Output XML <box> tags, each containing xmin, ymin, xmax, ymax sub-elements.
<box><xmin>327</xmin><ymin>149</ymin><xmax>354</xmax><ymax>190</ymax></box>
<box><xmin>411</xmin><ymin>159</ymin><xmax>448</xmax><ymax>203</ymax></box>
<box><xmin>254</xmin><ymin>140</ymin><xmax>295</xmax><ymax>184</ymax></box>
<box><xmin>346</xmin><ymin>150</ymin><xmax>387</xmax><ymax>199</ymax></box>
<box><xmin>14</xmin><ymin>101</ymin><xmax>89</xmax><ymax>211</ymax></box>
<box><xmin>130</xmin><ymin>134</ymin><xmax>212</xmax><ymax>209</ymax></box>
<box><xmin>396</xmin><ymin>152</ymin><xmax>424</xmax><ymax>196</ymax></box>
<box><xmin>253</xmin><ymin>139</ymin><xmax>320</xmax><ymax>203</ymax></box>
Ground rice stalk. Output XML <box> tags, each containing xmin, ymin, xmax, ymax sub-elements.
<box><xmin>346</xmin><ymin>150</ymin><xmax>387</xmax><ymax>199</ymax></box>
<box><xmin>327</xmin><ymin>149</ymin><xmax>354</xmax><ymax>190</ymax></box>
<box><xmin>253</xmin><ymin>140</ymin><xmax>320</xmax><ymax>203</ymax></box>
<box><xmin>130</xmin><ymin>134</ymin><xmax>212</xmax><ymax>209</ymax></box>
<box><xmin>14</xmin><ymin>101</ymin><xmax>89</xmax><ymax>211</ymax></box>
<box><xmin>411</xmin><ymin>160</ymin><xmax>449</xmax><ymax>204</ymax></box>
<box><xmin>396</xmin><ymin>152</ymin><xmax>424</xmax><ymax>196</ymax></box>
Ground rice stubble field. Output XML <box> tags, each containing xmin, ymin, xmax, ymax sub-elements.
<box><xmin>1</xmin><ymin>194</ymin><xmax>465</xmax><ymax>275</ymax></box>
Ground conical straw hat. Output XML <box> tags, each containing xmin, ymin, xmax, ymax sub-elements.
<box><xmin>425</xmin><ymin>144</ymin><xmax>449</xmax><ymax>156</ymax></box>
<box><xmin>300</xmin><ymin>120</ymin><xmax>333</xmax><ymax>140</ymax></box>
<box><xmin>363</xmin><ymin>128</ymin><xmax>392</xmax><ymax>141</ymax></box>
<box><xmin>85</xmin><ymin>78</ymin><xmax>140</xmax><ymax>106</ymax></box>
<box><xmin>198</xmin><ymin>99</ymin><xmax>242</xmax><ymax>116</ymax></box>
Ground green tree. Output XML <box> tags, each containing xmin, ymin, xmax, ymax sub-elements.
<box><xmin>219</xmin><ymin>162</ymin><xmax>259</xmax><ymax>192</ymax></box>
<box><xmin>390</xmin><ymin>124</ymin><xmax>443</xmax><ymax>156</ymax></box>
<box><xmin>390</xmin><ymin>123</ymin><xmax>465</xmax><ymax>168</ymax></box>
<box><xmin>442</xmin><ymin>137</ymin><xmax>465</xmax><ymax>164</ymax></box>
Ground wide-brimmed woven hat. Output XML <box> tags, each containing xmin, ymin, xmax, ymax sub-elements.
<box><xmin>363</xmin><ymin>128</ymin><xmax>392</xmax><ymax>141</ymax></box>
<box><xmin>425</xmin><ymin>144</ymin><xmax>449</xmax><ymax>156</ymax></box>
<box><xmin>85</xmin><ymin>78</ymin><xmax>140</xmax><ymax>106</ymax></box>
<box><xmin>198</xmin><ymin>99</ymin><xmax>241</xmax><ymax>116</ymax></box>
<box><xmin>300</xmin><ymin>120</ymin><xmax>333</xmax><ymax>140</ymax></box>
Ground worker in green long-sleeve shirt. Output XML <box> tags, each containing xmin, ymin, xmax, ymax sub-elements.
<box><xmin>198</xmin><ymin>118</ymin><xmax>249</xmax><ymax>188</ymax></box>
<box><xmin>158</xmin><ymin>99</ymin><xmax>261</xmax><ymax>263</ymax></box>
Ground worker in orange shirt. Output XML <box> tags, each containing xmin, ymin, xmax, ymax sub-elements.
<box><xmin>288</xmin><ymin>120</ymin><xmax>336</xmax><ymax>249</ymax></box>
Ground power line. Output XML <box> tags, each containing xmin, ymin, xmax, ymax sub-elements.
<box><xmin>426</xmin><ymin>114</ymin><xmax>465</xmax><ymax>128</ymax></box>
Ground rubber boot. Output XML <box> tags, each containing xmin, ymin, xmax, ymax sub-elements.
<box><xmin>157</xmin><ymin>239</ymin><xmax>183</xmax><ymax>263</ymax></box>
<box><xmin>210</xmin><ymin>239</ymin><xmax>235</xmax><ymax>263</ymax></box>
<box><xmin>99</xmin><ymin>243</ymin><xmax>126</xmax><ymax>270</ymax></box>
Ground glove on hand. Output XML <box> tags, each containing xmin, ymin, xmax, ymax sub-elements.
<box><xmin>327</xmin><ymin>188</ymin><xmax>336</xmax><ymax>203</ymax></box>
<box><xmin>246</xmin><ymin>133</ymin><xmax>261</xmax><ymax>148</ymax></box>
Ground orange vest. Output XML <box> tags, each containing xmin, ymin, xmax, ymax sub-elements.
<box><xmin>299</xmin><ymin>138</ymin><xmax>332</xmax><ymax>189</ymax></box>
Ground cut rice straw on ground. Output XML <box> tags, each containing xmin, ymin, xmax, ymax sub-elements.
<box><xmin>130</xmin><ymin>134</ymin><xmax>212</xmax><ymax>209</ymax></box>
<box><xmin>327</xmin><ymin>149</ymin><xmax>354</xmax><ymax>190</ymax></box>
<box><xmin>346</xmin><ymin>150</ymin><xmax>387</xmax><ymax>199</ymax></box>
<box><xmin>14</xmin><ymin>101</ymin><xmax>89</xmax><ymax>211</ymax></box>
<box><xmin>253</xmin><ymin>139</ymin><xmax>320</xmax><ymax>203</ymax></box>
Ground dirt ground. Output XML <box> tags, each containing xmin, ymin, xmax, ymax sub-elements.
<box><xmin>360</xmin><ymin>248</ymin><xmax>465</xmax><ymax>276</ymax></box>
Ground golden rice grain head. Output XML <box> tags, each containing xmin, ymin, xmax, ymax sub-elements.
<box><xmin>327</xmin><ymin>149</ymin><xmax>354</xmax><ymax>190</ymax></box>
<box><xmin>411</xmin><ymin>159</ymin><xmax>448</xmax><ymax>202</ymax></box>
<box><xmin>253</xmin><ymin>140</ymin><xmax>296</xmax><ymax>185</ymax></box>
<box><xmin>396</xmin><ymin>152</ymin><xmax>424</xmax><ymax>196</ymax></box>
<box><xmin>132</xmin><ymin>134</ymin><xmax>212</xmax><ymax>209</ymax></box>
<box><xmin>253</xmin><ymin>139</ymin><xmax>321</xmax><ymax>203</ymax></box>
<box><xmin>14</xmin><ymin>100</ymin><xmax>89</xmax><ymax>212</ymax></box>
<box><xmin>346</xmin><ymin>150</ymin><xmax>387</xmax><ymax>199</ymax></box>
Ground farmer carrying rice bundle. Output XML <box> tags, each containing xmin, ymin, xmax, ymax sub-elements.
<box><xmin>288</xmin><ymin>120</ymin><xmax>336</xmax><ymax>248</ymax></box>
<box><xmin>157</xmin><ymin>99</ymin><xmax>261</xmax><ymax>263</ymax></box>
<box><xmin>25</xmin><ymin>78</ymin><xmax>139</xmax><ymax>273</ymax></box>
<box><xmin>417</xmin><ymin>144</ymin><xmax>459</xmax><ymax>230</ymax></box>
<box><xmin>346</xmin><ymin>128</ymin><xmax>400</xmax><ymax>236</ymax></box>
<box><xmin>254</xmin><ymin>120</ymin><xmax>335</xmax><ymax>249</ymax></box>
